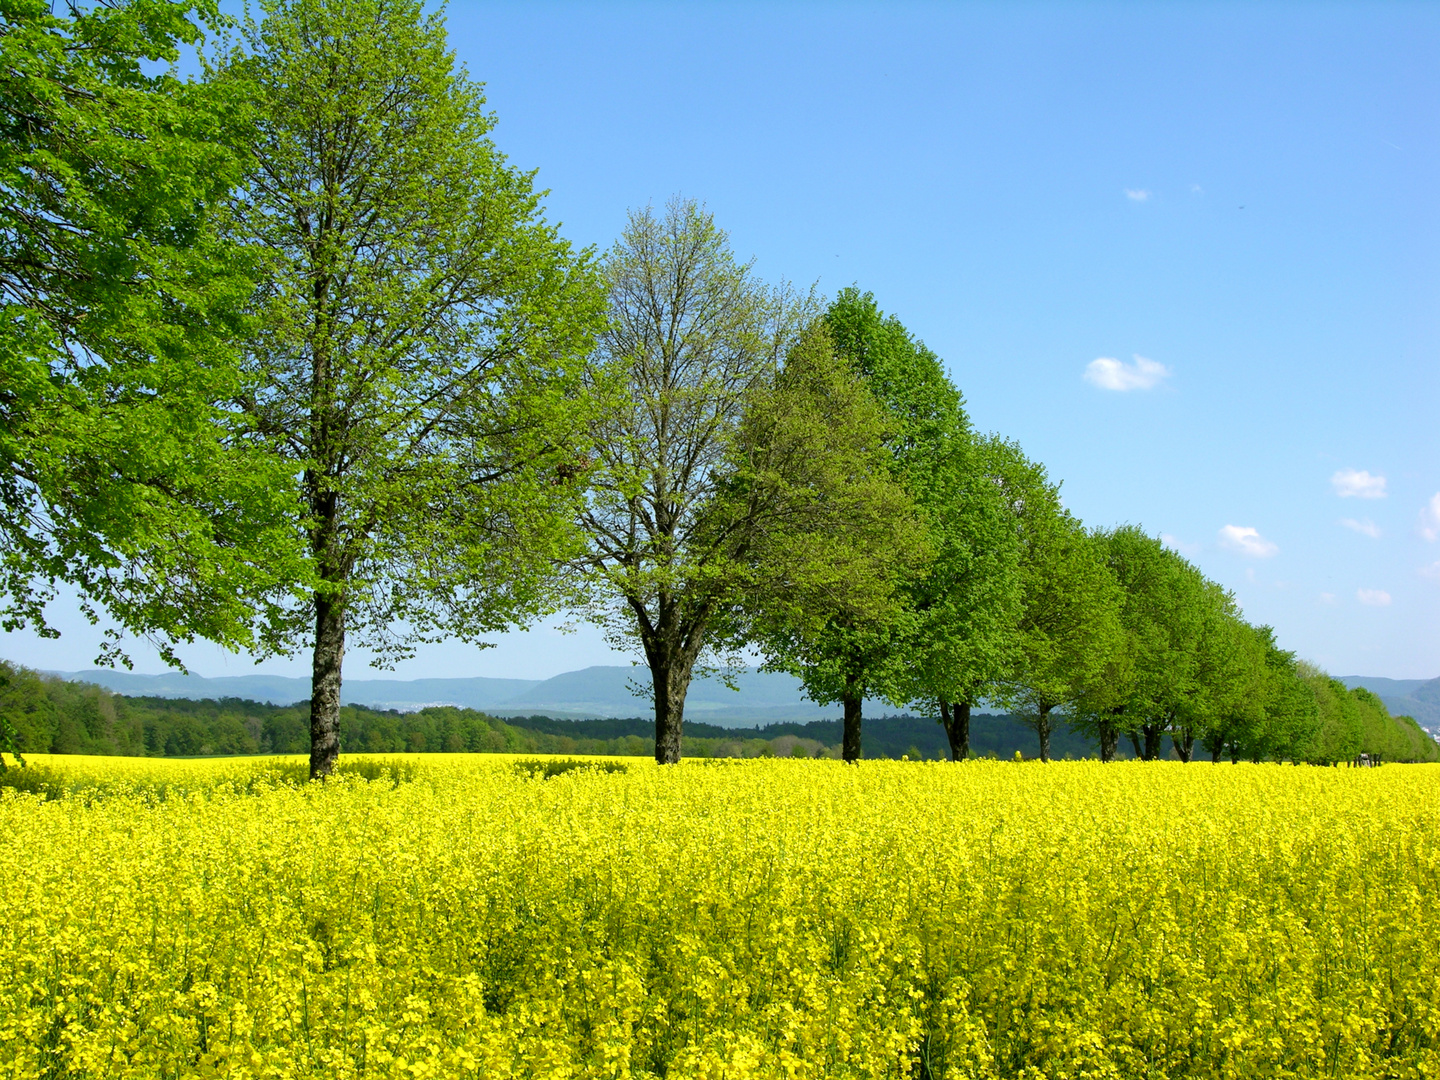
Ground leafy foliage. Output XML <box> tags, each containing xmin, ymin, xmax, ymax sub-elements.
<box><xmin>1</xmin><ymin>0</ymin><xmax>303</xmax><ymax>665</ymax></box>
<box><xmin>747</xmin><ymin>289</ymin><xmax>1021</xmax><ymax>763</ymax></box>
<box><xmin>991</xmin><ymin>446</ymin><xmax>1124</xmax><ymax>760</ymax></box>
<box><xmin>1073</xmin><ymin>526</ymin><xmax>1215</xmax><ymax>760</ymax></box>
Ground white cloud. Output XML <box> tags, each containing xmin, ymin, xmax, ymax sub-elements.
<box><xmin>1219</xmin><ymin>525</ymin><xmax>1278</xmax><ymax>558</ymax></box>
<box><xmin>1125</xmin><ymin>188</ymin><xmax>1150</xmax><ymax>202</ymax></box>
<box><xmin>1420</xmin><ymin>493</ymin><xmax>1440</xmax><ymax>542</ymax></box>
<box><xmin>1420</xmin><ymin>562</ymin><xmax>1440</xmax><ymax>583</ymax></box>
<box><xmin>1331</xmin><ymin>468</ymin><xmax>1387</xmax><ymax>499</ymax></box>
<box><xmin>1339</xmin><ymin>517</ymin><xmax>1381</xmax><ymax>538</ymax></box>
<box><xmin>1084</xmin><ymin>354</ymin><xmax>1171</xmax><ymax>391</ymax></box>
<box><xmin>1356</xmin><ymin>588</ymin><xmax>1392</xmax><ymax>607</ymax></box>
<box><xmin>1319</xmin><ymin>592</ymin><xmax>1336</xmax><ymax>604</ymax></box>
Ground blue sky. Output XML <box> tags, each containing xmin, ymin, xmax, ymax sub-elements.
<box><xmin>7</xmin><ymin>1</ymin><xmax>1438</xmax><ymax>681</ymax></box>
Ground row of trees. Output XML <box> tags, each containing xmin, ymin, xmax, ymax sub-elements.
<box><xmin>3</xmin><ymin>0</ymin><xmax>1425</xmax><ymax>773</ymax></box>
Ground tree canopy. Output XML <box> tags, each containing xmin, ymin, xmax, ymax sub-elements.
<box><xmin>1</xmin><ymin>0</ymin><xmax>299</xmax><ymax>683</ymax></box>
<box><xmin>745</xmin><ymin>290</ymin><xmax>968</xmax><ymax>761</ymax></box>
<box><xmin>991</xmin><ymin>446</ymin><xmax>1124</xmax><ymax>762</ymax></box>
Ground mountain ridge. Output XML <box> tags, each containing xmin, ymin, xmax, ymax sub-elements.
<box><xmin>48</xmin><ymin>664</ymin><xmax>869</xmax><ymax>726</ymax></box>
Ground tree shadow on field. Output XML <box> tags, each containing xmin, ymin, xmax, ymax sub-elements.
<box><xmin>0</xmin><ymin>756</ymin><xmax>422</xmax><ymax>802</ymax></box>
<box><xmin>511</xmin><ymin>758</ymin><xmax>630</xmax><ymax>780</ymax></box>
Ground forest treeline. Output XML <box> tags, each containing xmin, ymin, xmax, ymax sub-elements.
<box><xmin>2</xmin><ymin>663</ymin><xmax>1434</xmax><ymax>765</ymax></box>
<box><xmin>0</xmin><ymin>662</ymin><xmax>1096</xmax><ymax>761</ymax></box>
<box><xmin>3</xmin><ymin>0</ymin><xmax>1432</xmax><ymax>774</ymax></box>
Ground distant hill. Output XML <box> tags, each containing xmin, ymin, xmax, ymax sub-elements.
<box><xmin>1339</xmin><ymin>675</ymin><xmax>1440</xmax><ymax>735</ymax></box>
<box><xmin>50</xmin><ymin>664</ymin><xmax>885</xmax><ymax>726</ymax></box>
<box><xmin>1</xmin><ymin>666</ymin><xmax>1105</xmax><ymax>761</ymax></box>
<box><xmin>52</xmin><ymin>668</ymin><xmax>542</xmax><ymax>712</ymax></box>
<box><xmin>45</xmin><ymin>664</ymin><xmax>1440</xmax><ymax>738</ymax></box>
<box><xmin>3</xmin><ymin>657</ymin><xmax>1087</xmax><ymax>759</ymax></box>
<box><xmin>12</xmin><ymin>658</ymin><xmax>1433</xmax><ymax>763</ymax></box>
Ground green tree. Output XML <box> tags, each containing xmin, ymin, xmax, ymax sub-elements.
<box><xmin>1217</xmin><ymin>629</ymin><xmax>1316</xmax><ymax>762</ymax></box>
<box><xmin>1076</xmin><ymin>527</ymin><xmax>1219</xmax><ymax>762</ymax></box>
<box><xmin>1172</xmin><ymin>583</ymin><xmax>1250</xmax><ymax>762</ymax></box>
<box><xmin>1260</xmin><ymin>635</ymin><xmax>1319</xmax><ymax>761</ymax></box>
<box><xmin>1295</xmin><ymin>666</ymin><xmax>1382</xmax><ymax>765</ymax></box>
<box><xmin>1069</xmin><ymin>641</ymin><xmax>1135</xmax><ymax>763</ymax></box>
<box><xmin>913</xmin><ymin>433</ymin><xmax>1026</xmax><ymax>761</ymax></box>
<box><xmin>0</xmin><ymin>664</ymin><xmax>43</xmax><ymax>766</ymax></box>
<box><xmin>720</xmin><ymin>328</ymin><xmax>928</xmax><ymax>738</ymax></box>
<box><xmin>579</xmin><ymin>200</ymin><xmax>805</xmax><ymax>764</ymax></box>
<box><xmin>993</xmin><ymin>451</ymin><xmax>1123</xmax><ymax>763</ymax></box>
<box><xmin>769</xmin><ymin>290</ymin><xmax>1020</xmax><ymax>764</ymax></box>
<box><xmin>226</xmin><ymin>0</ymin><xmax>605</xmax><ymax>778</ymax></box>
<box><xmin>1</xmin><ymin>0</ymin><xmax>299</xmax><ymax>683</ymax></box>
<box><xmin>1198</xmin><ymin>619</ymin><xmax>1269</xmax><ymax>763</ymax></box>
<box><xmin>1094</xmin><ymin>529</ymin><xmax>1234</xmax><ymax>761</ymax></box>
<box><xmin>580</xmin><ymin>205</ymin><xmax>919</xmax><ymax>763</ymax></box>
<box><xmin>751</xmin><ymin>291</ymin><xmax>962</xmax><ymax>762</ymax></box>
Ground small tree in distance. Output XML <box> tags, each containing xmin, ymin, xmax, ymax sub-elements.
<box><xmin>1171</xmin><ymin>579</ymin><xmax>1249</xmax><ymax>762</ymax></box>
<box><xmin>1074</xmin><ymin>526</ymin><xmax>1206</xmax><ymax>761</ymax></box>
<box><xmin>993</xmin><ymin>449</ymin><xmax>1124</xmax><ymax>763</ymax></box>
<box><xmin>1195</xmin><ymin>612</ymin><xmax>1269</xmax><ymax>763</ymax></box>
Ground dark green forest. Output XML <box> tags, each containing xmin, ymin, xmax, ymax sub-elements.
<box><xmin>0</xmin><ymin>661</ymin><xmax>1091</xmax><ymax>761</ymax></box>
<box><xmin>2</xmin><ymin>661</ymin><xmax>1432</xmax><ymax>765</ymax></box>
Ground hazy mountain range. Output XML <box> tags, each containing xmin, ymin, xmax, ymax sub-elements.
<box><xmin>50</xmin><ymin>665</ymin><xmax>871</xmax><ymax>726</ymax></box>
<box><xmin>1338</xmin><ymin>676</ymin><xmax>1440</xmax><ymax>735</ymax></box>
<box><xmin>46</xmin><ymin>666</ymin><xmax>1440</xmax><ymax>733</ymax></box>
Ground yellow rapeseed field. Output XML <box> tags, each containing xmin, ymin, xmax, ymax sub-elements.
<box><xmin>2</xmin><ymin>755</ymin><xmax>1437</xmax><ymax>1079</ymax></box>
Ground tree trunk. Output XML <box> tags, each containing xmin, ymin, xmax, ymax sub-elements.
<box><xmin>940</xmin><ymin>698</ymin><xmax>970</xmax><ymax>761</ymax></box>
<box><xmin>842</xmin><ymin>694</ymin><xmax>863</xmax><ymax>763</ymax></box>
<box><xmin>649</xmin><ymin>652</ymin><xmax>696</xmax><ymax>765</ymax></box>
<box><xmin>1098</xmin><ymin>722</ymin><xmax>1118</xmax><ymax>763</ymax></box>
<box><xmin>1099</xmin><ymin>706</ymin><xmax>1124</xmax><ymax>763</ymax></box>
<box><xmin>306</xmin><ymin>299</ymin><xmax>342</xmax><ymax>781</ymax></box>
<box><xmin>309</xmin><ymin>591</ymin><xmax>345</xmax><ymax>779</ymax></box>
<box><xmin>1202</xmin><ymin>728</ymin><xmax>1225</xmax><ymax>763</ymax></box>
<box><xmin>1128</xmin><ymin>731</ymin><xmax>1143</xmax><ymax>759</ymax></box>
<box><xmin>1142</xmin><ymin>723</ymin><xmax>1165</xmax><ymax>761</ymax></box>
<box><xmin>1036</xmin><ymin>705</ymin><xmax>1052</xmax><ymax>763</ymax></box>
<box><xmin>634</xmin><ymin>594</ymin><xmax>706</xmax><ymax>764</ymax></box>
<box><xmin>1174</xmin><ymin>726</ymin><xmax>1195</xmax><ymax>763</ymax></box>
